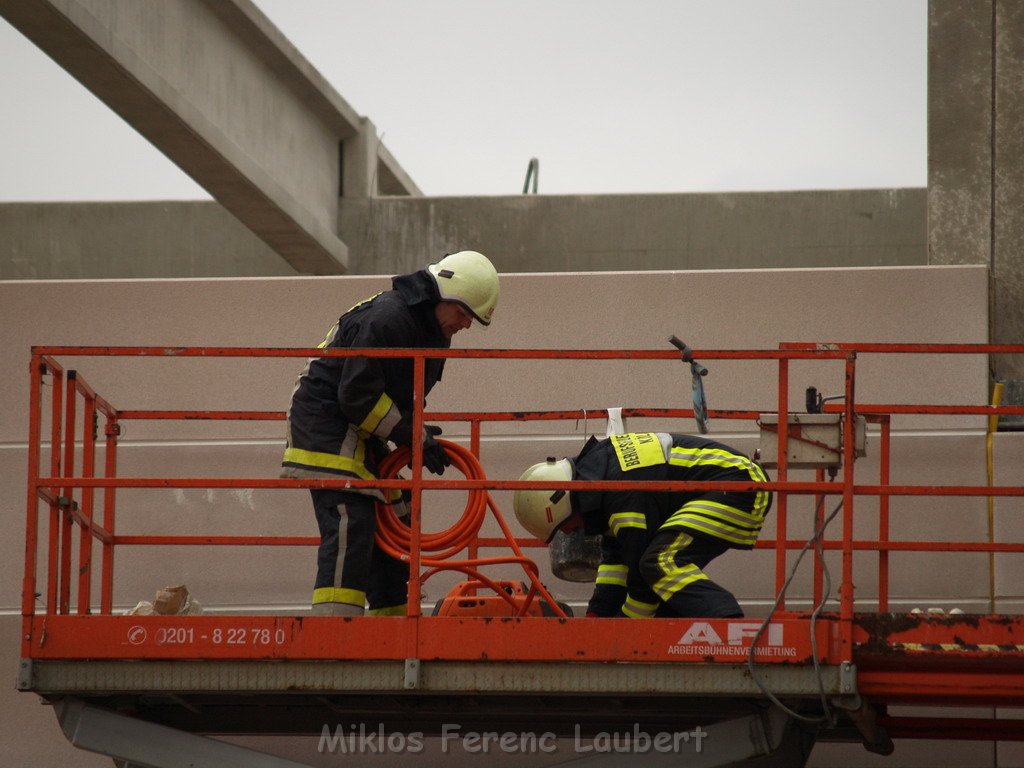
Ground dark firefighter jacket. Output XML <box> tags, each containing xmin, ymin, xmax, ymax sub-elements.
<box><xmin>572</xmin><ymin>432</ymin><xmax>772</xmax><ymax>617</ymax></box>
<box><xmin>281</xmin><ymin>270</ymin><xmax>449</xmax><ymax>495</ymax></box>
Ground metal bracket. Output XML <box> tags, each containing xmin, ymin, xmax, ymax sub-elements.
<box><xmin>56</xmin><ymin>496</ymin><xmax>79</xmax><ymax>512</ymax></box>
<box><xmin>16</xmin><ymin>658</ymin><xmax>33</xmax><ymax>690</ymax></box>
<box><xmin>839</xmin><ymin>660</ymin><xmax>857</xmax><ymax>694</ymax></box>
<box><xmin>404</xmin><ymin>658</ymin><xmax>420</xmax><ymax>690</ymax></box>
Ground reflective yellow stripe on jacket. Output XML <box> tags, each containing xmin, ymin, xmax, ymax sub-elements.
<box><xmin>281</xmin><ymin>447</ymin><xmax>376</xmax><ymax>480</ymax></box>
<box><xmin>669</xmin><ymin>445</ymin><xmax>753</xmax><ymax>471</ymax></box>
<box><xmin>358</xmin><ymin>392</ymin><xmax>403</xmax><ymax>440</ymax></box>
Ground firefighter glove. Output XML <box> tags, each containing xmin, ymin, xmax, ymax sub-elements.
<box><xmin>421</xmin><ymin>425</ymin><xmax>451</xmax><ymax>475</ymax></box>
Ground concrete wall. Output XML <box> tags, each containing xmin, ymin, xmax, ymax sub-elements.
<box><xmin>341</xmin><ymin>189</ymin><xmax>928</xmax><ymax>275</ymax></box>
<box><xmin>0</xmin><ymin>201</ymin><xmax>293</xmax><ymax>279</ymax></box>
<box><xmin>0</xmin><ymin>188</ymin><xmax>928</xmax><ymax>279</ymax></box>
<box><xmin>3</xmin><ymin>265</ymin><xmax>1020</xmax><ymax>766</ymax></box>
<box><xmin>929</xmin><ymin>0</ymin><xmax>1024</xmax><ymax>383</ymax></box>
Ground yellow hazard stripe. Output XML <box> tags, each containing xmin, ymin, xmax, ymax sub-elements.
<box><xmin>895</xmin><ymin>642</ymin><xmax>1024</xmax><ymax>653</ymax></box>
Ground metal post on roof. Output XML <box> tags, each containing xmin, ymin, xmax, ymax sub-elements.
<box><xmin>522</xmin><ymin>157</ymin><xmax>539</xmax><ymax>193</ymax></box>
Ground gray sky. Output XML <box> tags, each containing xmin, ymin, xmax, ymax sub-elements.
<box><xmin>0</xmin><ymin>0</ymin><xmax>926</xmax><ymax>199</ymax></box>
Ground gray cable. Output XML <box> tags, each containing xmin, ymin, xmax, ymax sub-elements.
<box><xmin>746</xmin><ymin>497</ymin><xmax>843</xmax><ymax>725</ymax></box>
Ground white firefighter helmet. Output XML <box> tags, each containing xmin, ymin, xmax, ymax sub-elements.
<box><xmin>428</xmin><ymin>251</ymin><xmax>500</xmax><ymax>326</ymax></box>
<box><xmin>513</xmin><ymin>457</ymin><xmax>574</xmax><ymax>542</ymax></box>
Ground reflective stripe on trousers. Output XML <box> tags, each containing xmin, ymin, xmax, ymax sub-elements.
<box><xmin>310</xmin><ymin>489</ymin><xmax>408</xmax><ymax>612</ymax></box>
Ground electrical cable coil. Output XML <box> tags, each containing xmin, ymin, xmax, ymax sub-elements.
<box><xmin>374</xmin><ymin>439</ymin><xmax>568</xmax><ymax>618</ymax></box>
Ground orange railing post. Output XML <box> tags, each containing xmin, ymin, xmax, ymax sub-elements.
<box><xmin>405</xmin><ymin>355</ymin><xmax>426</xmax><ymax>619</ymax></box>
<box><xmin>22</xmin><ymin>353</ymin><xmax>43</xmax><ymax>650</ymax></box>
<box><xmin>100</xmin><ymin>411</ymin><xmax>119</xmax><ymax>615</ymax></box>
<box><xmin>774</xmin><ymin>356</ymin><xmax>790</xmax><ymax>606</ymax></box>
<box><xmin>77</xmin><ymin>386</ymin><xmax>97</xmax><ymax>615</ymax></box>
<box><xmin>813</xmin><ymin>466</ymin><xmax>825</xmax><ymax>608</ymax></box>
<box><xmin>23</xmin><ymin>354</ymin><xmax>66</xmax><ymax>654</ymax></box>
<box><xmin>44</xmin><ymin>357</ymin><xmax>64</xmax><ymax>616</ymax></box>
<box><xmin>839</xmin><ymin>353</ymin><xmax>858</xmax><ymax>660</ymax></box>
<box><xmin>878</xmin><ymin>416</ymin><xmax>891</xmax><ymax>612</ymax></box>
<box><xmin>59</xmin><ymin>371</ymin><xmax>77</xmax><ymax>615</ymax></box>
<box><xmin>467</xmin><ymin>419</ymin><xmax>483</xmax><ymax>563</ymax></box>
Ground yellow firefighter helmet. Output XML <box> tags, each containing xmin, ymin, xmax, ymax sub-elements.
<box><xmin>513</xmin><ymin>457</ymin><xmax>574</xmax><ymax>542</ymax></box>
<box><xmin>428</xmin><ymin>250</ymin><xmax>500</xmax><ymax>326</ymax></box>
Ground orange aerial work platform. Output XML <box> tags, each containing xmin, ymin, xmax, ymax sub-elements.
<box><xmin>16</xmin><ymin>342</ymin><xmax>1024</xmax><ymax>767</ymax></box>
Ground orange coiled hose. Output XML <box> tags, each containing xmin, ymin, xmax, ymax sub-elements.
<box><xmin>374</xmin><ymin>440</ymin><xmax>488</xmax><ymax>561</ymax></box>
<box><xmin>374</xmin><ymin>439</ymin><xmax>569</xmax><ymax>618</ymax></box>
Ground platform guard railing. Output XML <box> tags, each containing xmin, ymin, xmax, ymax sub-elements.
<box><xmin>22</xmin><ymin>344</ymin><xmax>1024</xmax><ymax>664</ymax></box>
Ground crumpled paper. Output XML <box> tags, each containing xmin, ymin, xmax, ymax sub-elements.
<box><xmin>126</xmin><ymin>584</ymin><xmax>203</xmax><ymax>616</ymax></box>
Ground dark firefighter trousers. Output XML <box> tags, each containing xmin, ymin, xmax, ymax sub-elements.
<box><xmin>640</xmin><ymin>528</ymin><xmax>745</xmax><ymax>619</ymax></box>
<box><xmin>311</xmin><ymin>488</ymin><xmax>409</xmax><ymax>614</ymax></box>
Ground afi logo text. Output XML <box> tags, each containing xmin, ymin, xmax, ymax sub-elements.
<box><xmin>677</xmin><ymin>621</ymin><xmax>783</xmax><ymax>646</ymax></box>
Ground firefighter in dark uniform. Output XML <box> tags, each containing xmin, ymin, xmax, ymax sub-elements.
<box><xmin>283</xmin><ymin>251</ymin><xmax>500</xmax><ymax>616</ymax></box>
<box><xmin>514</xmin><ymin>432</ymin><xmax>771</xmax><ymax>618</ymax></box>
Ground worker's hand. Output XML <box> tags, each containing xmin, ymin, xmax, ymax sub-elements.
<box><xmin>421</xmin><ymin>425</ymin><xmax>451</xmax><ymax>475</ymax></box>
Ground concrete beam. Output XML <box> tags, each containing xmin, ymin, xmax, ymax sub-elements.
<box><xmin>377</xmin><ymin>139</ymin><xmax>423</xmax><ymax>197</ymax></box>
<box><xmin>0</xmin><ymin>0</ymin><xmax>419</xmax><ymax>274</ymax></box>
